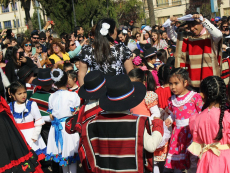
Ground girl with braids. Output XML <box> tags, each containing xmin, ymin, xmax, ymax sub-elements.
<box><xmin>78</xmin><ymin>18</ymin><xmax>134</xmax><ymax>86</ymax></box>
<box><xmin>164</xmin><ymin>68</ymin><xmax>203</xmax><ymax>172</ymax></box>
<box><xmin>188</xmin><ymin>76</ymin><xmax>230</xmax><ymax>173</ymax></box>
<box><xmin>9</xmin><ymin>81</ymin><xmax>46</xmax><ymax>161</ymax></box>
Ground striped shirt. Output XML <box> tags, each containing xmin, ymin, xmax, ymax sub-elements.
<box><xmin>30</xmin><ymin>88</ymin><xmax>56</xmax><ymax>122</ymax></box>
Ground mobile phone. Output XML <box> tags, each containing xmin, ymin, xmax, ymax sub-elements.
<box><xmin>32</xmin><ymin>47</ymin><xmax>36</xmax><ymax>55</ymax></box>
<box><xmin>19</xmin><ymin>52</ymin><xmax>24</xmax><ymax>59</ymax></box>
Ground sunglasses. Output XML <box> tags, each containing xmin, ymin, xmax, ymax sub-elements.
<box><xmin>33</xmin><ymin>37</ymin><xmax>39</xmax><ymax>40</ymax></box>
<box><xmin>40</xmin><ymin>38</ymin><xmax>46</xmax><ymax>40</ymax></box>
<box><xmin>25</xmin><ymin>44</ymin><xmax>32</xmax><ymax>47</ymax></box>
<box><xmin>36</xmin><ymin>46</ymin><xmax>42</xmax><ymax>49</ymax></box>
<box><xmin>223</xmin><ymin>26</ymin><xmax>228</xmax><ymax>28</ymax></box>
<box><xmin>70</xmin><ymin>43</ymin><xmax>75</xmax><ymax>46</ymax></box>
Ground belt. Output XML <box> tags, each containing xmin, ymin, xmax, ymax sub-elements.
<box><xmin>175</xmin><ymin>118</ymin><xmax>189</xmax><ymax>127</ymax></box>
<box><xmin>51</xmin><ymin>117</ymin><xmax>68</xmax><ymax>150</ymax></box>
<box><xmin>17</xmin><ymin>121</ymin><xmax>34</xmax><ymax>130</ymax></box>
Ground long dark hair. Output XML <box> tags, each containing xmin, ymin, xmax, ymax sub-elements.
<box><xmin>128</xmin><ymin>68</ymin><xmax>156</xmax><ymax>91</ymax></box>
<box><xmin>118</xmin><ymin>29</ymin><xmax>129</xmax><ymax>46</ymax></box>
<box><xmin>157</xmin><ymin>49</ymin><xmax>167</xmax><ymax>64</ymax></box>
<box><xmin>158</xmin><ymin>64</ymin><xmax>174</xmax><ymax>85</ymax></box>
<box><xmin>200</xmin><ymin>76</ymin><xmax>226</xmax><ymax>141</ymax></box>
<box><xmin>93</xmin><ymin>18</ymin><xmax>116</xmax><ymax>65</ymax></box>
<box><xmin>12</xmin><ymin>46</ymin><xmax>22</xmax><ymax>66</ymax></box>
<box><xmin>10</xmin><ymin>81</ymin><xmax>27</xmax><ymax>114</ymax></box>
<box><xmin>151</xmin><ymin>30</ymin><xmax>160</xmax><ymax>46</ymax></box>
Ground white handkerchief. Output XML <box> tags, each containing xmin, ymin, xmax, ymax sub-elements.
<box><xmin>162</xmin><ymin>19</ymin><xmax>171</xmax><ymax>28</ymax></box>
<box><xmin>178</xmin><ymin>14</ymin><xmax>203</xmax><ymax>22</ymax></box>
<box><xmin>144</xmin><ymin>26</ymin><xmax>152</xmax><ymax>31</ymax></box>
<box><xmin>225</xmin><ymin>35</ymin><xmax>230</xmax><ymax>38</ymax></box>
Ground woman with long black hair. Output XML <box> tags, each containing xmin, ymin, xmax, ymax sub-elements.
<box><xmin>78</xmin><ymin>18</ymin><xmax>134</xmax><ymax>86</ymax></box>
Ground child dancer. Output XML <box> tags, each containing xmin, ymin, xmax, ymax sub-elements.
<box><xmin>164</xmin><ymin>68</ymin><xmax>203</xmax><ymax>172</ymax></box>
<box><xmin>0</xmin><ymin>96</ymin><xmax>43</xmax><ymax>173</ymax></box>
<box><xmin>46</xmin><ymin>69</ymin><xmax>80</xmax><ymax>173</ymax></box>
<box><xmin>9</xmin><ymin>81</ymin><xmax>46</xmax><ymax>161</ymax></box>
<box><xmin>154</xmin><ymin>64</ymin><xmax>174</xmax><ymax>173</ymax></box>
<box><xmin>188</xmin><ymin>76</ymin><xmax>230</xmax><ymax>173</ymax></box>
<box><xmin>67</xmin><ymin>70</ymin><xmax>79</xmax><ymax>93</ymax></box>
<box><xmin>128</xmin><ymin>68</ymin><xmax>160</xmax><ymax>120</ymax></box>
<box><xmin>142</xmin><ymin>47</ymin><xmax>160</xmax><ymax>86</ymax></box>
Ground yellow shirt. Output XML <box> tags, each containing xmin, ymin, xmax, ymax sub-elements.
<box><xmin>49</xmin><ymin>53</ymin><xmax>70</xmax><ymax>69</ymax></box>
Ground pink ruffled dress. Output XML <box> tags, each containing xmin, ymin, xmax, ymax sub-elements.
<box><xmin>188</xmin><ymin>107</ymin><xmax>230</xmax><ymax>173</ymax></box>
<box><xmin>165</xmin><ymin>91</ymin><xmax>203</xmax><ymax>170</ymax></box>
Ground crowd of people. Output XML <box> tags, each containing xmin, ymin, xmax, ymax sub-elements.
<box><xmin>0</xmin><ymin>12</ymin><xmax>230</xmax><ymax>173</ymax></box>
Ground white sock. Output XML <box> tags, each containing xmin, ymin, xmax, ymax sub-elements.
<box><xmin>62</xmin><ymin>165</ymin><xmax>69</xmax><ymax>173</ymax></box>
<box><xmin>69</xmin><ymin>162</ymin><xmax>77</xmax><ymax>173</ymax></box>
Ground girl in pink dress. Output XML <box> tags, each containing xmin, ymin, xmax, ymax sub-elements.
<box><xmin>188</xmin><ymin>76</ymin><xmax>230</xmax><ymax>173</ymax></box>
<box><xmin>164</xmin><ymin>68</ymin><xmax>203</xmax><ymax>172</ymax></box>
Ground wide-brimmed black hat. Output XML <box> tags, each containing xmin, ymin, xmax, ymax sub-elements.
<box><xmin>99</xmin><ymin>74</ymin><xmax>146</xmax><ymax>111</ymax></box>
<box><xmin>144</xmin><ymin>47</ymin><xmax>158</xmax><ymax>58</ymax></box>
<box><xmin>32</xmin><ymin>68</ymin><xmax>53</xmax><ymax>86</ymax></box>
<box><xmin>17</xmin><ymin>65</ymin><xmax>36</xmax><ymax>82</ymax></box>
<box><xmin>78</xmin><ymin>70</ymin><xmax>106</xmax><ymax>100</ymax></box>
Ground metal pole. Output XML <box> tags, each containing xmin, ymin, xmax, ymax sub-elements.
<box><xmin>72</xmin><ymin>0</ymin><xmax>77</xmax><ymax>27</ymax></box>
<box><xmin>35</xmin><ymin>0</ymin><xmax>41</xmax><ymax>31</ymax></box>
<box><xmin>12</xmin><ymin>0</ymin><xmax>18</xmax><ymax>34</ymax></box>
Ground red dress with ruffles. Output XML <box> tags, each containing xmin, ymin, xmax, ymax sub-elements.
<box><xmin>0</xmin><ymin>97</ymin><xmax>43</xmax><ymax>173</ymax></box>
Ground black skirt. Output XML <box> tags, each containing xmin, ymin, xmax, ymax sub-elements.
<box><xmin>0</xmin><ymin>111</ymin><xmax>42</xmax><ymax>173</ymax></box>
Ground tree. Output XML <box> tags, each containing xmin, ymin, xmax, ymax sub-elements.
<box><xmin>38</xmin><ymin>0</ymin><xmax>145</xmax><ymax>35</ymax></box>
<box><xmin>0</xmin><ymin>0</ymin><xmax>34</xmax><ymax>32</ymax></box>
<box><xmin>186</xmin><ymin>0</ymin><xmax>223</xmax><ymax>18</ymax></box>
<box><xmin>147</xmin><ymin>0</ymin><xmax>155</xmax><ymax>26</ymax></box>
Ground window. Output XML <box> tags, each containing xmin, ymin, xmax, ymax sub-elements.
<box><xmin>0</xmin><ymin>23</ymin><xmax>2</xmax><ymax>30</ymax></box>
<box><xmin>11</xmin><ymin>2</ymin><xmax>17</xmax><ymax>11</ymax></box>
<box><xmin>14</xmin><ymin>19</ymin><xmax>20</xmax><ymax>28</ymax></box>
<box><xmin>172</xmin><ymin>0</ymin><xmax>181</xmax><ymax>5</ymax></box>
<box><xmin>158</xmin><ymin>16</ymin><xmax>170</xmax><ymax>25</ymax></box>
<box><xmin>157</xmin><ymin>0</ymin><xmax>169</xmax><ymax>7</ymax></box>
<box><xmin>4</xmin><ymin>21</ymin><xmax>12</xmax><ymax>29</ymax></box>
<box><xmin>2</xmin><ymin>5</ymin><xmax>9</xmax><ymax>13</ymax></box>
<box><xmin>173</xmin><ymin>14</ymin><xmax>183</xmax><ymax>18</ymax></box>
<box><xmin>224</xmin><ymin>8</ymin><xmax>230</xmax><ymax>16</ymax></box>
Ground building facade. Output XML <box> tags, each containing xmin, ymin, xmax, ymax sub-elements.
<box><xmin>143</xmin><ymin>0</ymin><xmax>230</xmax><ymax>25</ymax></box>
<box><xmin>0</xmin><ymin>0</ymin><xmax>45</xmax><ymax>34</ymax></box>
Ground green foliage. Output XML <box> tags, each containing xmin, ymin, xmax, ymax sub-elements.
<box><xmin>38</xmin><ymin>0</ymin><xmax>145</xmax><ymax>35</ymax></box>
<box><xmin>31</xmin><ymin>11</ymin><xmax>45</xmax><ymax>30</ymax></box>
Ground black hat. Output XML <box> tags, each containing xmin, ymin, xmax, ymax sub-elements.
<box><xmin>78</xmin><ymin>70</ymin><xmax>106</xmax><ymax>100</ymax></box>
<box><xmin>39</xmin><ymin>32</ymin><xmax>46</xmax><ymax>39</ymax></box>
<box><xmin>17</xmin><ymin>65</ymin><xmax>36</xmax><ymax>82</ymax></box>
<box><xmin>31</xmin><ymin>30</ymin><xmax>39</xmax><ymax>36</ymax></box>
<box><xmin>133</xmin><ymin>49</ymin><xmax>140</xmax><ymax>56</ymax></box>
<box><xmin>139</xmin><ymin>43</ymin><xmax>152</xmax><ymax>51</ymax></box>
<box><xmin>222</xmin><ymin>52</ymin><xmax>229</xmax><ymax>59</ymax></box>
<box><xmin>144</xmin><ymin>47</ymin><xmax>157</xmax><ymax>58</ymax></box>
<box><xmin>99</xmin><ymin>74</ymin><xmax>146</xmax><ymax>111</ymax></box>
<box><xmin>32</xmin><ymin>68</ymin><xmax>53</xmax><ymax>86</ymax></box>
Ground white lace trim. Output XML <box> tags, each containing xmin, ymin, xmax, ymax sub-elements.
<box><xmin>171</xmin><ymin>91</ymin><xmax>196</xmax><ymax>107</ymax></box>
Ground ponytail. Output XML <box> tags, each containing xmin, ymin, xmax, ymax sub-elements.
<box><xmin>144</xmin><ymin>71</ymin><xmax>156</xmax><ymax>91</ymax></box>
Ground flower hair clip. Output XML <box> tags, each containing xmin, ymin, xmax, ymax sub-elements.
<box><xmin>50</xmin><ymin>68</ymin><xmax>64</xmax><ymax>82</ymax></box>
<box><xmin>100</xmin><ymin>23</ymin><xmax>110</xmax><ymax>36</ymax></box>
<box><xmin>122</xmin><ymin>29</ymin><xmax>128</xmax><ymax>34</ymax></box>
<box><xmin>132</xmin><ymin>56</ymin><xmax>142</xmax><ymax>66</ymax></box>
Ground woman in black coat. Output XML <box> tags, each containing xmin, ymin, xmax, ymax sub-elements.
<box><xmin>5</xmin><ymin>46</ymin><xmax>35</xmax><ymax>83</ymax></box>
